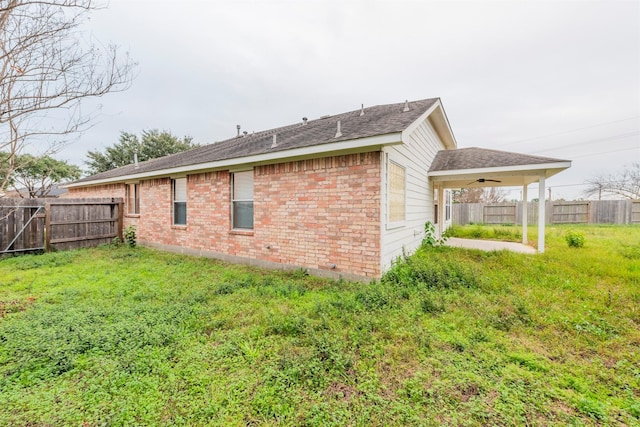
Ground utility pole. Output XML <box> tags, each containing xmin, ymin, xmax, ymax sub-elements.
<box><xmin>548</xmin><ymin>187</ymin><xmax>552</xmax><ymax>201</ymax></box>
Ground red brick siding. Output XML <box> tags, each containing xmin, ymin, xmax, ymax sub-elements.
<box><xmin>254</xmin><ymin>153</ymin><xmax>381</xmax><ymax>277</ymax></box>
<box><xmin>66</xmin><ymin>183</ymin><xmax>126</xmax><ymax>200</ymax></box>
<box><xmin>68</xmin><ymin>152</ymin><xmax>382</xmax><ymax>278</ymax></box>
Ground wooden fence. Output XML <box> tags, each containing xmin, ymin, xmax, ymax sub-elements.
<box><xmin>453</xmin><ymin>200</ymin><xmax>640</xmax><ymax>225</ymax></box>
<box><xmin>0</xmin><ymin>198</ymin><xmax>123</xmax><ymax>256</ymax></box>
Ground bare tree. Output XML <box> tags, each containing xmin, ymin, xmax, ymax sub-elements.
<box><xmin>453</xmin><ymin>187</ymin><xmax>506</xmax><ymax>203</ymax></box>
<box><xmin>0</xmin><ymin>0</ymin><xmax>135</xmax><ymax>193</ymax></box>
<box><xmin>583</xmin><ymin>162</ymin><xmax>640</xmax><ymax>200</ymax></box>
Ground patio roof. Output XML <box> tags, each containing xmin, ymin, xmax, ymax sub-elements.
<box><xmin>428</xmin><ymin>147</ymin><xmax>571</xmax><ymax>188</ymax></box>
<box><xmin>428</xmin><ymin>147</ymin><xmax>572</xmax><ymax>254</ymax></box>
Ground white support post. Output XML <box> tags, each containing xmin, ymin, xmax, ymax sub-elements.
<box><xmin>522</xmin><ymin>183</ymin><xmax>528</xmax><ymax>245</ymax></box>
<box><xmin>538</xmin><ymin>175</ymin><xmax>546</xmax><ymax>253</ymax></box>
<box><xmin>438</xmin><ymin>186</ymin><xmax>445</xmax><ymax>239</ymax></box>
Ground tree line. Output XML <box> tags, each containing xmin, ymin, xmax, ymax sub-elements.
<box><xmin>1</xmin><ymin>129</ymin><xmax>197</xmax><ymax>197</ymax></box>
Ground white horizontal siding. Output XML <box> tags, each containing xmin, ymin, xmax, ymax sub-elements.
<box><xmin>380</xmin><ymin>118</ymin><xmax>447</xmax><ymax>271</ymax></box>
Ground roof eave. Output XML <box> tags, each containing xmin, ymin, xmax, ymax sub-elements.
<box><xmin>401</xmin><ymin>99</ymin><xmax>457</xmax><ymax>150</ymax></box>
<box><xmin>429</xmin><ymin>161</ymin><xmax>571</xmax><ymax>176</ymax></box>
<box><xmin>428</xmin><ymin>161</ymin><xmax>572</xmax><ymax>187</ymax></box>
<box><xmin>64</xmin><ymin>132</ymin><xmax>403</xmax><ymax>188</ymax></box>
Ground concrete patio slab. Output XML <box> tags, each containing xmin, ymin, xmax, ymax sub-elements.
<box><xmin>445</xmin><ymin>237</ymin><xmax>537</xmax><ymax>254</ymax></box>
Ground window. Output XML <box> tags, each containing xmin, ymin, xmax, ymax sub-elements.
<box><xmin>127</xmin><ymin>183</ymin><xmax>140</xmax><ymax>215</ymax></box>
<box><xmin>445</xmin><ymin>190</ymin><xmax>452</xmax><ymax>221</ymax></box>
<box><xmin>173</xmin><ymin>178</ymin><xmax>187</xmax><ymax>225</ymax></box>
<box><xmin>232</xmin><ymin>170</ymin><xmax>253</xmax><ymax>229</ymax></box>
<box><xmin>388</xmin><ymin>161</ymin><xmax>406</xmax><ymax>224</ymax></box>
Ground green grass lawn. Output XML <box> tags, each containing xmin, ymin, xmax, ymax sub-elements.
<box><xmin>0</xmin><ymin>225</ymin><xmax>639</xmax><ymax>426</ymax></box>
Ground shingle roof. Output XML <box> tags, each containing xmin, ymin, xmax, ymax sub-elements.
<box><xmin>74</xmin><ymin>98</ymin><xmax>439</xmax><ymax>184</ymax></box>
<box><xmin>428</xmin><ymin>147</ymin><xmax>570</xmax><ymax>172</ymax></box>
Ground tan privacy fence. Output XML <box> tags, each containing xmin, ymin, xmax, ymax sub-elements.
<box><xmin>453</xmin><ymin>200</ymin><xmax>640</xmax><ymax>225</ymax></box>
<box><xmin>0</xmin><ymin>198</ymin><xmax>123</xmax><ymax>255</ymax></box>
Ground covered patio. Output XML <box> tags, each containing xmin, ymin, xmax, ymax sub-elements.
<box><xmin>428</xmin><ymin>147</ymin><xmax>571</xmax><ymax>253</ymax></box>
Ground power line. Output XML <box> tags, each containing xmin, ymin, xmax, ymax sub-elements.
<box><xmin>493</xmin><ymin>180</ymin><xmax>627</xmax><ymax>190</ymax></box>
<box><xmin>530</xmin><ymin>131</ymin><xmax>640</xmax><ymax>154</ymax></box>
<box><xmin>548</xmin><ymin>183</ymin><xmax>590</xmax><ymax>188</ymax></box>
<box><xmin>499</xmin><ymin>183</ymin><xmax>586</xmax><ymax>190</ymax></box>
<box><xmin>570</xmin><ymin>146</ymin><xmax>639</xmax><ymax>159</ymax></box>
<box><xmin>494</xmin><ymin>115</ymin><xmax>640</xmax><ymax>148</ymax></box>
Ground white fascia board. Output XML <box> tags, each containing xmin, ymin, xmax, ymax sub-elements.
<box><xmin>401</xmin><ymin>101</ymin><xmax>440</xmax><ymax>139</ymax></box>
<box><xmin>428</xmin><ymin>161</ymin><xmax>572</xmax><ymax>179</ymax></box>
<box><xmin>402</xmin><ymin>99</ymin><xmax>457</xmax><ymax>150</ymax></box>
<box><xmin>65</xmin><ymin>133</ymin><xmax>403</xmax><ymax>188</ymax></box>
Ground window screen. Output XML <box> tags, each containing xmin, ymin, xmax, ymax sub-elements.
<box><xmin>388</xmin><ymin>161</ymin><xmax>405</xmax><ymax>223</ymax></box>
<box><xmin>127</xmin><ymin>183</ymin><xmax>139</xmax><ymax>215</ymax></box>
<box><xmin>232</xmin><ymin>171</ymin><xmax>253</xmax><ymax>229</ymax></box>
<box><xmin>173</xmin><ymin>178</ymin><xmax>187</xmax><ymax>225</ymax></box>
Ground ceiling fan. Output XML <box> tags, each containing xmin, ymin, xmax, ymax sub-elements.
<box><xmin>467</xmin><ymin>178</ymin><xmax>502</xmax><ymax>185</ymax></box>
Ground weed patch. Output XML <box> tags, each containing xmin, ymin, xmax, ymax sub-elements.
<box><xmin>383</xmin><ymin>247</ymin><xmax>479</xmax><ymax>290</ymax></box>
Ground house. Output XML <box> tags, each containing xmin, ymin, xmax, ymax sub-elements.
<box><xmin>65</xmin><ymin>98</ymin><xmax>570</xmax><ymax>280</ymax></box>
<box><xmin>4</xmin><ymin>184</ymin><xmax>69</xmax><ymax>198</ymax></box>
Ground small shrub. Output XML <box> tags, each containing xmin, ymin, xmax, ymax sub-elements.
<box><xmin>565</xmin><ymin>229</ymin><xmax>585</xmax><ymax>248</ymax></box>
<box><xmin>124</xmin><ymin>225</ymin><xmax>137</xmax><ymax>248</ymax></box>
<box><xmin>422</xmin><ymin>221</ymin><xmax>447</xmax><ymax>247</ymax></box>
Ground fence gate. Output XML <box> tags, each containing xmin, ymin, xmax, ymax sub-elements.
<box><xmin>0</xmin><ymin>199</ymin><xmax>46</xmax><ymax>254</ymax></box>
<box><xmin>0</xmin><ymin>198</ymin><xmax>123</xmax><ymax>256</ymax></box>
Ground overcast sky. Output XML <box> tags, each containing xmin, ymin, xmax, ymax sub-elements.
<box><xmin>58</xmin><ymin>0</ymin><xmax>639</xmax><ymax>200</ymax></box>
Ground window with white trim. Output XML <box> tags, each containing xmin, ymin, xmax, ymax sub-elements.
<box><xmin>127</xmin><ymin>183</ymin><xmax>140</xmax><ymax>215</ymax></box>
<box><xmin>232</xmin><ymin>171</ymin><xmax>254</xmax><ymax>229</ymax></box>
<box><xmin>173</xmin><ymin>178</ymin><xmax>187</xmax><ymax>225</ymax></box>
<box><xmin>388</xmin><ymin>161</ymin><xmax>406</xmax><ymax>224</ymax></box>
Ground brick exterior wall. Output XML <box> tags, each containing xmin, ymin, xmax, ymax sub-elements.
<box><xmin>66</xmin><ymin>183</ymin><xmax>126</xmax><ymax>200</ymax></box>
<box><xmin>68</xmin><ymin>152</ymin><xmax>382</xmax><ymax>279</ymax></box>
